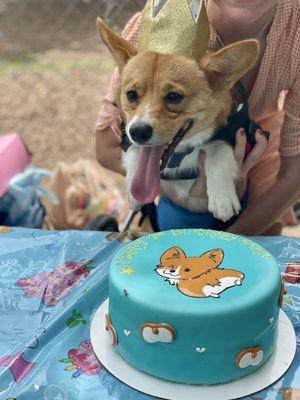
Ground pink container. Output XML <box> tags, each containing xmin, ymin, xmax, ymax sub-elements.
<box><xmin>0</xmin><ymin>134</ymin><xmax>31</xmax><ymax>197</ymax></box>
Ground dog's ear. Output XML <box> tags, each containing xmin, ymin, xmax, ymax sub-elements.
<box><xmin>97</xmin><ymin>17</ymin><xmax>138</xmax><ymax>68</ymax></box>
<box><xmin>160</xmin><ymin>247</ymin><xmax>186</xmax><ymax>264</ymax></box>
<box><xmin>200</xmin><ymin>39</ymin><xmax>258</xmax><ymax>91</ymax></box>
<box><xmin>200</xmin><ymin>248</ymin><xmax>224</xmax><ymax>267</ymax></box>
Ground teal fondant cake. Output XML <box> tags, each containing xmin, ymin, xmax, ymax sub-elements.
<box><xmin>106</xmin><ymin>229</ymin><xmax>282</xmax><ymax>384</ymax></box>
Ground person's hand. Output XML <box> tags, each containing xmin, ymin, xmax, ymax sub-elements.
<box><xmin>96</xmin><ymin>125</ymin><xmax>126</xmax><ymax>176</ymax></box>
<box><xmin>158</xmin><ymin>127</ymin><xmax>268</xmax><ymax>212</ymax></box>
<box><xmin>233</xmin><ymin>127</ymin><xmax>268</xmax><ymax>198</ymax></box>
<box><xmin>234</xmin><ymin>128</ymin><xmax>268</xmax><ymax>180</ymax></box>
<box><xmin>188</xmin><ymin>127</ymin><xmax>268</xmax><ymax>203</ymax></box>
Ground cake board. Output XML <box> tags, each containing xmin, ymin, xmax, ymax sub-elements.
<box><xmin>91</xmin><ymin>299</ymin><xmax>296</xmax><ymax>400</ymax></box>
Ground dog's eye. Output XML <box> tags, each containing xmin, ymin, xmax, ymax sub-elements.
<box><xmin>165</xmin><ymin>92</ymin><xmax>184</xmax><ymax>104</ymax></box>
<box><xmin>184</xmin><ymin>268</ymin><xmax>190</xmax><ymax>272</ymax></box>
<box><xmin>127</xmin><ymin>90</ymin><xmax>139</xmax><ymax>103</ymax></box>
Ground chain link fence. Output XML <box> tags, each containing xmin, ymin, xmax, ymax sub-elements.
<box><xmin>0</xmin><ymin>0</ymin><xmax>144</xmax><ymax>168</ymax></box>
<box><xmin>0</xmin><ymin>0</ymin><xmax>144</xmax><ymax>56</ymax></box>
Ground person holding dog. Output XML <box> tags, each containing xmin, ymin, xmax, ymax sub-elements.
<box><xmin>96</xmin><ymin>0</ymin><xmax>300</xmax><ymax>236</ymax></box>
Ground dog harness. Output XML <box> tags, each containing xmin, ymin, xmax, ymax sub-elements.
<box><xmin>160</xmin><ymin>82</ymin><xmax>270</xmax><ymax>180</ymax></box>
<box><xmin>120</xmin><ymin>82</ymin><xmax>269</xmax><ymax>232</ymax></box>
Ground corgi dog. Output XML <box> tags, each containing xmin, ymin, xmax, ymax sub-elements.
<box><xmin>155</xmin><ymin>246</ymin><xmax>244</xmax><ymax>298</ymax></box>
<box><xmin>97</xmin><ymin>18</ymin><xmax>259</xmax><ymax>222</ymax></box>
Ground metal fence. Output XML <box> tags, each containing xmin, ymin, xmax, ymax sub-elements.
<box><xmin>0</xmin><ymin>1</ymin><xmax>145</xmax><ymax>169</ymax></box>
<box><xmin>0</xmin><ymin>0</ymin><xmax>145</xmax><ymax>57</ymax></box>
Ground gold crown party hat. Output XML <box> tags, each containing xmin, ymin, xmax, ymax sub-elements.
<box><xmin>139</xmin><ymin>0</ymin><xmax>210</xmax><ymax>61</ymax></box>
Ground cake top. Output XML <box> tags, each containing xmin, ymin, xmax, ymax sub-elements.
<box><xmin>110</xmin><ymin>229</ymin><xmax>280</xmax><ymax>315</ymax></box>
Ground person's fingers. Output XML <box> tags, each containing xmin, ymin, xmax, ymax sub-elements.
<box><xmin>198</xmin><ymin>149</ymin><xmax>206</xmax><ymax>179</ymax></box>
<box><xmin>234</xmin><ymin>128</ymin><xmax>247</xmax><ymax>168</ymax></box>
<box><xmin>241</xmin><ymin>129</ymin><xmax>268</xmax><ymax>176</ymax></box>
<box><xmin>189</xmin><ymin>149</ymin><xmax>207</xmax><ymax>198</ymax></box>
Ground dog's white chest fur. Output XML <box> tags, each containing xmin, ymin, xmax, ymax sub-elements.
<box><xmin>123</xmin><ymin>131</ymin><xmax>241</xmax><ymax>222</ymax></box>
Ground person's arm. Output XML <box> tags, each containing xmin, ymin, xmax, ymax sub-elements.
<box><xmin>96</xmin><ymin>125</ymin><xmax>125</xmax><ymax>175</ymax></box>
<box><xmin>228</xmin><ymin>73</ymin><xmax>300</xmax><ymax>235</ymax></box>
<box><xmin>165</xmin><ymin>129</ymin><xmax>268</xmax><ymax>211</ymax></box>
<box><xmin>227</xmin><ymin>154</ymin><xmax>300</xmax><ymax>235</ymax></box>
<box><xmin>95</xmin><ymin>13</ymin><xmax>142</xmax><ymax>175</ymax></box>
<box><xmin>95</xmin><ymin>92</ymin><xmax>125</xmax><ymax>175</ymax></box>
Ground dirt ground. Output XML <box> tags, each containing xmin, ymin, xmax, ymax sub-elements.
<box><xmin>0</xmin><ymin>0</ymin><xmax>299</xmax><ymax>236</ymax></box>
<box><xmin>0</xmin><ymin>0</ymin><xmax>144</xmax><ymax>169</ymax></box>
<box><xmin>0</xmin><ymin>48</ymin><xmax>114</xmax><ymax>168</ymax></box>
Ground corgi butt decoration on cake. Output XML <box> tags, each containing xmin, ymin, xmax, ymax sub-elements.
<box><xmin>236</xmin><ymin>346</ymin><xmax>264</xmax><ymax>369</ymax></box>
<box><xmin>141</xmin><ymin>322</ymin><xmax>176</xmax><ymax>343</ymax></box>
<box><xmin>105</xmin><ymin>314</ymin><xmax>118</xmax><ymax>346</ymax></box>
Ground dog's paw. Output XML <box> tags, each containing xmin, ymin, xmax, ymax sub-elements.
<box><xmin>208</xmin><ymin>191</ymin><xmax>241</xmax><ymax>222</ymax></box>
<box><xmin>106</xmin><ymin>230</ymin><xmax>148</xmax><ymax>243</ymax></box>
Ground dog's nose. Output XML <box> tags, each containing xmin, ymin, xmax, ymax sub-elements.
<box><xmin>170</xmin><ymin>269</ymin><xmax>175</xmax><ymax>273</ymax></box>
<box><xmin>129</xmin><ymin>122</ymin><xmax>153</xmax><ymax>144</ymax></box>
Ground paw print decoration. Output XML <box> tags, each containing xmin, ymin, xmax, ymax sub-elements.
<box><xmin>105</xmin><ymin>314</ymin><xmax>118</xmax><ymax>346</ymax></box>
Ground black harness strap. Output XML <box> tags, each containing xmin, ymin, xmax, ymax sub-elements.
<box><xmin>139</xmin><ymin>203</ymin><xmax>160</xmax><ymax>232</ymax></box>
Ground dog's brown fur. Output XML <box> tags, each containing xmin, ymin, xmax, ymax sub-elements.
<box><xmin>97</xmin><ymin>18</ymin><xmax>259</xmax><ymax>222</ymax></box>
<box><xmin>97</xmin><ymin>17</ymin><xmax>258</xmax><ymax>146</ymax></box>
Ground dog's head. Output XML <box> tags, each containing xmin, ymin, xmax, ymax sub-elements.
<box><xmin>97</xmin><ymin>18</ymin><xmax>258</xmax><ymax>145</ymax></box>
<box><xmin>97</xmin><ymin>18</ymin><xmax>258</xmax><ymax>203</ymax></box>
<box><xmin>155</xmin><ymin>246</ymin><xmax>224</xmax><ymax>280</ymax></box>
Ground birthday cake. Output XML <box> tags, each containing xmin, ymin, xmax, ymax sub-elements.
<box><xmin>105</xmin><ymin>229</ymin><xmax>282</xmax><ymax>384</ymax></box>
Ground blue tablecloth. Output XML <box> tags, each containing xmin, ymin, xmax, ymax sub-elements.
<box><xmin>0</xmin><ymin>228</ymin><xmax>299</xmax><ymax>400</ymax></box>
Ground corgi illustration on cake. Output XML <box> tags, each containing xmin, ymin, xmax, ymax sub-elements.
<box><xmin>155</xmin><ymin>247</ymin><xmax>244</xmax><ymax>298</ymax></box>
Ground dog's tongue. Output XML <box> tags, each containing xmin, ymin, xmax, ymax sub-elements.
<box><xmin>131</xmin><ymin>145</ymin><xmax>165</xmax><ymax>204</ymax></box>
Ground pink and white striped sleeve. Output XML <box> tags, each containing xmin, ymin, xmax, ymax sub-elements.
<box><xmin>281</xmin><ymin>72</ymin><xmax>300</xmax><ymax>157</ymax></box>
